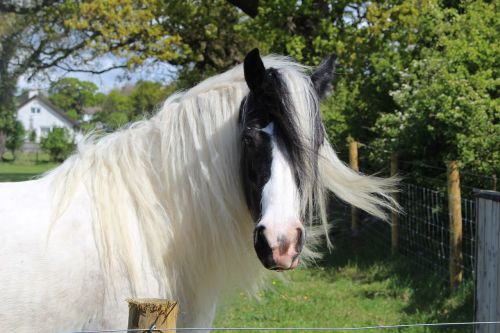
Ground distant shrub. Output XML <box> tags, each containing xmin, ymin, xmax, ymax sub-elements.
<box><xmin>6</xmin><ymin>121</ymin><xmax>25</xmax><ymax>160</ymax></box>
<box><xmin>40</xmin><ymin>127</ymin><xmax>75</xmax><ymax>162</ymax></box>
<box><xmin>28</xmin><ymin>130</ymin><xmax>36</xmax><ymax>143</ymax></box>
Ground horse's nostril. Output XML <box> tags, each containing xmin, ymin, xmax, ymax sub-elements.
<box><xmin>296</xmin><ymin>227</ymin><xmax>305</xmax><ymax>251</ymax></box>
<box><xmin>253</xmin><ymin>225</ymin><xmax>275</xmax><ymax>269</ymax></box>
<box><xmin>254</xmin><ymin>225</ymin><xmax>266</xmax><ymax>246</ymax></box>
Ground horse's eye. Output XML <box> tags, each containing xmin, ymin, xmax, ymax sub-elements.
<box><xmin>243</xmin><ymin>130</ymin><xmax>262</xmax><ymax>149</ymax></box>
<box><xmin>243</xmin><ymin>133</ymin><xmax>254</xmax><ymax>146</ymax></box>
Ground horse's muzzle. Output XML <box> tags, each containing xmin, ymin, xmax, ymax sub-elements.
<box><xmin>253</xmin><ymin>224</ymin><xmax>304</xmax><ymax>270</ymax></box>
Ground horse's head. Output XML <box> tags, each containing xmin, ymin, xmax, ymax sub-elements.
<box><xmin>239</xmin><ymin>49</ymin><xmax>336</xmax><ymax>271</ymax></box>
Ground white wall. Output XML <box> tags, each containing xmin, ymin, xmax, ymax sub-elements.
<box><xmin>17</xmin><ymin>99</ymin><xmax>78</xmax><ymax>143</ymax></box>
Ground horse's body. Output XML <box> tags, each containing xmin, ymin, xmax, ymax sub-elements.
<box><xmin>0</xmin><ymin>173</ymin><xmax>228</xmax><ymax>330</ymax></box>
<box><xmin>0</xmin><ymin>53</ymin><xmax>397</xmax><ymax>332</ymax></box>
<box><xmin>0</xmin><ymin>177</ymin><xmax>107</xmax><ymax>330</ymax></box>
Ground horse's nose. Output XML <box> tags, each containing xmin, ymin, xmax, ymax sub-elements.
<box><xmin>253</xmin><ymin>224</ymin><xmax>304</xmax><ymax>270</ymax></box>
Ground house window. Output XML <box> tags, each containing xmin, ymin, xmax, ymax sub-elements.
<box><xmin>41</xmin><ymin>126</ymin><xmax>51</xmax><ymax>137</ymax></box>
<box><xmin>31</xmin><ymin>107</ymin><xmax>41</xmax><ymax>114</ymax></box>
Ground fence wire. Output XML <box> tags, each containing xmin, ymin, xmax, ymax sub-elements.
<box><xmin>70</xmin><ymin>321</ymin><xmax>500</xmax><ymax>332</ymax></box>
<box><xmin>398</xmin><ymin>183</ymin><xmax>476</xmax><ymax>278</ymax></box>
<box><xmin>328</xmin><ymin>180</ymin><xmax>477</xmax><ymax>281</ymax></box>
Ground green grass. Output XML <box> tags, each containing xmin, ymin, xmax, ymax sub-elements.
<box><xmin>215</xmin><ymin>225</ymin><xmax>474</xmax><ymax>332</ymax></box>
<box><xmin>0</xmin><ymin>152</ymin><xmax>58</xmax><ymax>182</ymax></box>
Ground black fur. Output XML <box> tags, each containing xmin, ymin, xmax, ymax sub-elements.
<box><xmin>244</xmin><ymin>48</ymin><xmax>266</xmax><ymax>92</ymax></box>
<box><xmin>240</xmin><ymin>126</ymin><xmax>273</xmax><ymax>220</ymax></box>
<box><xmin>311</xmin><ymin>54</ymin><xmax>337</xmax><ymax>99</ymax></box>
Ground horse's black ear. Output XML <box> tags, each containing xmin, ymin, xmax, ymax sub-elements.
<box><xmin>311</xmin><ymin>54</ymin><xmax>337</xmax><ymax>99</ymax></box>
<box><xmin>244</xmin><ymin>48</ymin><xmax>266</xmax><ymax>91</ymax></box>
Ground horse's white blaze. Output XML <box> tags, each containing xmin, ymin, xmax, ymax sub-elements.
<box><xmin>258</xmin><ymin>122</ymin><xmax>301</xmax><ymax>244</ymax></box>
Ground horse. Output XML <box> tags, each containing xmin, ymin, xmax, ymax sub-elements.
<box><xmin>0</xmin><ymin>49</ymin><xmax>397</xmax><ymax>332</ymax></box>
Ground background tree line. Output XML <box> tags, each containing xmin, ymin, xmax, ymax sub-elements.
<box><xmin>45</xmin><ymin>77</ymin><xmax>174</xmax><ymax>129</ymax></box>
<box><xmin>1</xmin><ymin>0</ymin><xmax>498</xmax><ymax>180</ymax></box>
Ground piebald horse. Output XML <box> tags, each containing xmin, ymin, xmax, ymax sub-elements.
<box><xmin>0</xmin><ymin>49</ymin><xmax>397</xmax><ymax>332</ymax></box>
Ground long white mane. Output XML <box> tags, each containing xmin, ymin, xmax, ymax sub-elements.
<box><xmin>44</xmin><ymin>56</ymin><xmax>397</xmax><ymax>306</ymax></box>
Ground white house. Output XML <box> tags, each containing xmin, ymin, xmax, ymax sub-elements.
<box><xmin>17</xmin><ymin>91</ymin><xmax>82</xmax><ymax>143</ymax></box>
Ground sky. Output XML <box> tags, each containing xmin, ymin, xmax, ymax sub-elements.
<box><xmin>18</xmin><ymin>55</ymin><xmax>177</xmax><ymax>94</ymax></box>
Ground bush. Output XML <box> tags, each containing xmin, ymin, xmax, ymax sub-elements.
<box><xmin>6</xmin><ymin>121</ymin><xmax>25</xmax><ymax>160</ymax></box>
<box><xmin>28</xmin><ymin>130</ymin><xmax>36</xmax><ymax>143</ymax></box>
<box><xmin>40</xmin><ymin>127</ymin><xmax>76</xmax><ymax>162</ymax></box>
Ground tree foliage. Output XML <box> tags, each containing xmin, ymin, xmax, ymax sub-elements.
<box><xmin>5</xmin><ymin>120</ymin><xmax>25</xmax><ymax>159</ymax></box>
<box><xmin>0</xmin><ymin>0</ymin><xmax>255</xmax><ymax>155</ymax></box>
<box><xmin>370</xmin><ymin>1</ymin><xmax>499</xmax><ymax>175</ymax></box>
<box><xmin>48</xmin><ymin>78</ymin><xmax>100</xmax><ymax>121</ymax></box>
<box><xmin>2</xmin><ymin>0</ymin><xmax>497</xmax><ymax>180</ymax></box>
<box><xmin>90</xmin><ymin>80</ymin><xmax>174</xmax><ymax>129</ymax></box>
<box><xmin>40</xmin><ymin>127</ymin><xmax>75</xmax><ymax>162</ymax></box>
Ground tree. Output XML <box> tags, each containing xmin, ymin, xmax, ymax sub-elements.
<box><xmin>371</xmin><ymin>1</ymin><xmax>499</xmax><ymax>175</ymax></box>
<box><xmin>129</xmin><ymin>81</ymin><xmax>175</xmax><ymax>118</ymax></box>
<box><xmin>242</xmin><ymin>0</ymin><xmax>498</xmax><ymax>179</ymax></box>
<box><xmin>0</xmin><ymin>5</ymin><xmax>85</xmax><ymax>157</ymax></box>
<box><xmin>40</xmin><ymin>127</ymin><xmax>75</xmax><ymax>162</ymax></box>
<box><xmin>5</xmin><ymin>121</ymin><xmax>25</xmax><ymax>159</ymax></box>
<box><xmin>90</xmin><ymin>81</ymin><xmax>175</xmax><ymax>129</ymax></box>
<box><xmin>90</xmin><ymin>90</ymin><xmax>133</xmax><ymax>129</ymax></box>
<box><xmin>1</xmin><ymin>0</ymin><xmax>257</xmax><ymax>155</ymax></box>
<box><xmin>48</xmin><ymin>78</ymin><xmax>99</xmax><ymax>121</ymax></box>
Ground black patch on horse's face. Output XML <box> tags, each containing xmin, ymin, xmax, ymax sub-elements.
<box><xmin>239</xmin><ymin>49</ymin><xmax>305</xmax><ymax>221</ymax></box>
<box><xmin>239</xmin><ymin>68</ymin><xmax>293</xmax><ymax>220</ymax></box>
<box><xmin>239</xmin><ymin>48</ymin><xmax>335</xmax><ymax>223</ymax></box>
<box><xmin>311</xmin><ymin>54</ymin><xmax>337</xmax><ymax>99</ymax></box>
<box><xmin>240</xmin><ymin>126</ymin><xmax>273</xmax><ymax>220</ymax></box>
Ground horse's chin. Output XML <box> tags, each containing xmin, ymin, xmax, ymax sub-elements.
<box><xmin>266</xmin><ymin>256</ymin><xmax>300</xmax><ymax>272</ymax></box>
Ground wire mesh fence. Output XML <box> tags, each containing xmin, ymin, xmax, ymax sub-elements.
<box><xmin>327</xmin><ymin>142</ymin><xmax>487</xmax><ymax>282</ymax></box>
<box><xmin>327</xmin><ymin>172</ymin><xmax>478</xmax><ymax>282</ymax></box>
<box><xmin>396</xmin><ymin>183</ymin><xmax>476</xmax><ymax>279</ymax></box>
<box><xmin>398</xmin><ymin>183</ymin><xmax>450</xmax><ymax>277</ymax></box>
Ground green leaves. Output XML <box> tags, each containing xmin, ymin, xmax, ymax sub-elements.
<box><xmin>1</xmin><ymin>0</ymin><xmax>496</xmax><ymax>177</ymax></box>
<box><xmin>5</xmin><ymin>121</ymin><xmax>25</xmax><ymax>159</ymax></box>
<box><xmin>90</xmin><ymin>80</ymin><xmax>174</xmax><ymax>129</ymax></box>
<box><xmin>48</xmin><ymin>78</ymin><xmax>100</xmax><ymax>121</ymax></box>
<box><xmin>40</xmin><ymin>127</ymin><xmax>76</xmax><ymax>162</ymax></box>
<box><xmin>372</xmin><ymin>1</ymin><xmax>499</xmax><ymax>174</ymax></box>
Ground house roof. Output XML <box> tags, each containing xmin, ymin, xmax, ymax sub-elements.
<box><xmin>17</xmin><ymin>95</ymin><xmax>80</xmax><ymax>128</ymax></box>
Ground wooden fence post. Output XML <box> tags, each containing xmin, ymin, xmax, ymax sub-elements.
<box><xmin>391</xmin><ymin>152</ymin><xmax>399</xmax><ymax>255</ymax></box>
<box><xmin>474</xmin><ymin>190</ymin><xmax>500</xmax><ymax>333</ymax></box>
<box><xmin>128</xmin><ymin>299</ymin><xmax>178</xmax><ymax>332</ymax></box>
<box><xmin>447</xmin><ymin>160</ymin><xmax>463</xmax><ymax>289</ymax></box>
<box><xmin>349</xmin><ymin>138</ymin><xmax>360</xmax><ymax>233</ymax></box>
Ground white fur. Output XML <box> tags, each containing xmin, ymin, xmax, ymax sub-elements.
<box><xmin>0</xmin><ymin>55</ymin><xmax>398</xmax><ymax>332</ymax></box>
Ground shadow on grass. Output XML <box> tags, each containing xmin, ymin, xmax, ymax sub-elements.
<box><xmin>0</xmin><ymin>173</ymin><xmax>41</xmax><ymax>182</ymax></box>
<box><xmin>317</xmin><ymin>216</ymin><xmax>474</xmax><ymax>332</ymax></box>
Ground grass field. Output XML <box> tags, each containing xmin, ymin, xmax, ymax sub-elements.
<box><xmin>0</xmin><ymin>163</ymin><xmax>58</xmax><ymax>182</ymax></box>
<box><xmin>0</xmin><ymin>152</ymin><xmax>58</xmax><ymax>182</ymax></box>
<box><xmin>215</xmin><ymin>227</ymin><xmax>474</xmax><ymax>332</ymax></box>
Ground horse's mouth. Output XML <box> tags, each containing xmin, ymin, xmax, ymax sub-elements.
<box><xmin>269</xmin><ymin>255</ymin><xmax>300</xmax><ymax>271</ymax></box>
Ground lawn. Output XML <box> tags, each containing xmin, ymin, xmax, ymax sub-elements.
<box><xmin>0</xmin><ymin>152</ymin><xmax>58</xmax><ymax>182</ymax></box>
<box><xmin>215</xmin><ymin>225</ymin><xmax>474</xmax><ymax>333</ymax></box>
<box><xmin>0</xmin><ymin>163</ymin><xmax>58</xmax><ymax>182</ymax></box>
